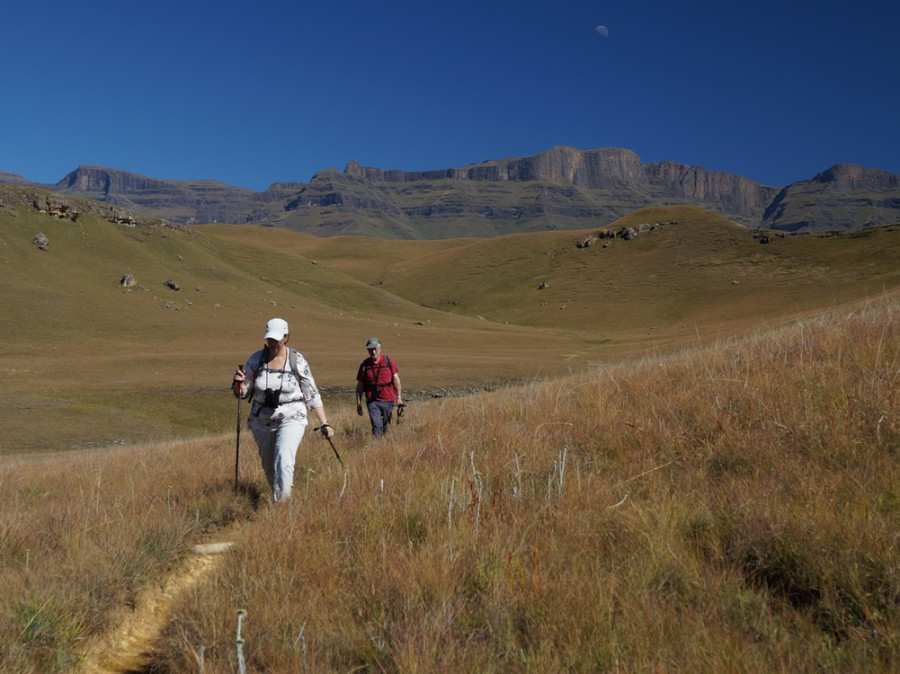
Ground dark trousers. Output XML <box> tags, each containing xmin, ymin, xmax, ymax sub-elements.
<box><xmin>366</xmin><ymin>400</ymin><xmax>394</xmax><ymax>437</ymax></box>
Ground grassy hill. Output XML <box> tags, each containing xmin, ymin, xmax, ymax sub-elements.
<box><xmin>2</xmin><ymin>184</ymin><xmax>900</xmax><ymax>452</ymax></box>
<box><xmin>3</xmin><ymin>184</ymin><xmax>900</xmax><ymax>671</ymax></box>
<box><xmin>202</xmin><ymin>204</ymin><xmax>900</xmax><ymax>357</ymax></box>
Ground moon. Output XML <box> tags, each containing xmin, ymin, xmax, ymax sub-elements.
<box><xmin>595</xmin><ymin>25</ymin><xmax>609</xmax><ymax>38</ymax></box>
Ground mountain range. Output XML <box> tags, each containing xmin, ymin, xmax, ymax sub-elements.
<box><xmin>4</xmin><ymin>146</ymin><xmax>899</xmax><ymax>238</ymax></box>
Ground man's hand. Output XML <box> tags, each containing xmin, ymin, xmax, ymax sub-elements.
<box><xmin>356</xmin><ymin>403</ymin><xmax>363</xmax><ymax>416</ymax></box>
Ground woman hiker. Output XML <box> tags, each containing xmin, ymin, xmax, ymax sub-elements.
<box><xmin>232</xmin><ymin>318</ymin><xmax>334</xmax><ymax>503</ymax></box>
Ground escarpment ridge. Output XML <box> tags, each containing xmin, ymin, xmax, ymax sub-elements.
<box><xmin>4</xmin><ymin>146</ymin><xmax>899</xmax><ymax>237</ymax></box>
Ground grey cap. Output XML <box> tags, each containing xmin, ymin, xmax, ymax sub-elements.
<box><xmin>365</xmin><ymin>337</ymin><xmax>380</xmax><ymax>349</ymax></box>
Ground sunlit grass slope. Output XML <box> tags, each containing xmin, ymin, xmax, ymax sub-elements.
<box><xmin>2</xmin><ymin>298</ymin><xmax>898</xmax><ymax>671</ymax></box>
<box><xmin>204</xmin><ymin>205</ymin><xmax>900</xmax><ymax>353</ymax></box>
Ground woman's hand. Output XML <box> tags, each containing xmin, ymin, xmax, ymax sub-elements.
<box><xmin>232</xmin><ymin>366</ymin><xmax>245</xmax><ymax>397</ymax></box>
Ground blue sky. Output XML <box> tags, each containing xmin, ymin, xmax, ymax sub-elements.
<box><xmin>2</xmin><ymin>1</ymin><xmax>897</xmax><ymax>191</ymax></box>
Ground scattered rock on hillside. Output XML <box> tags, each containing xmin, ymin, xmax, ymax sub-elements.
<box><xmin>110</xmin><ymin>210</ymin><xmax>136</xmax><ymax>226</ymax></box>
<box><xmin>32</xmin><ymin>194</ymin><xmax>79</xmax><ymax>220</ymax></box>
<box><xmin>752</xmin><ymin>230</ymin><xmax>785</xmax><ymax>244</ymax></box>
<box><xmin>164</xmin><ymin>280</ymin><xmax>181</xmax><ymax>291</ymax></box>
<box><xmin>121</xmin><ymin>274</ymin><xmax>136</xmax><ymax>287</ymax></box>
<box><xmin>583</xmin><ymin>221</ymin><xmax>681</xmax><ymax>244</ymax></box>
<box><xmin>32</xmin><ymin>233</ymin><xmax>49</xmax><ymax>251</ymax></box>
<box><xmin>601</xmin><ymin>223</ymin><xmax>656</xmax><ymax>240</ymax></box>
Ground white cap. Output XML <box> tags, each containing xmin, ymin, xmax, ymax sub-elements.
<box><xmin>264</xmin><ymin>318</ymin><xmax>289</xmax><ymax>340</ymax></box>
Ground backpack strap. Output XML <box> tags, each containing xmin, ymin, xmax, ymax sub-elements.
<box><xmin>367</xmin><ymin>354</ymin><xmax>392</xmax><ymax>380</ymax></box>
<box><xmin>246</xmin><ymin>347</ymin><xmax>304</xmax><ymax>399</ymax></box>
<box><xmin>289</xmin><ymin>348</ymin><xmax>300</xmax><ymax>379</ymax></box>
<box><xmin>250</xmin><ymin>347</ymin><xmax>269</xmax><ymax>378</ymax></box>
<box><xmin>365</xmin><ymin>355</ymin><xmax>395</xmax><ymax>395</ymax></box>
<box><xmin>253</xmin><ymin>347</ymin><xmax>299</xmax><ymax>379</ymax></box>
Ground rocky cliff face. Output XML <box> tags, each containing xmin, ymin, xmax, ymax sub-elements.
<box><xmin>315</xmin><ymin>146</ymin><xmax>783</xmax><ymax>236</ymax></box>
<box><xmin>59</xmin><ymin>165</ymin><xmax>172</xmax><ymax>194</ymax></box>
<box><xmin>5</xmin><ymin>148</ymin><xmax>898</xmax><ymax>238</ymax></box>
<box><xmin>460</xmin><ymin>146</ymin><xmax>646</xmax><ymax>187</ymax></box>
<box><xmin>762</xmin><ymin>164</ymin><xmax>900</xmax><ymax>232</ymax></box>
<box><xmin>53</xmin><ymin>166</ymin><xmax>273</xmax><ymax>224</ymax></box>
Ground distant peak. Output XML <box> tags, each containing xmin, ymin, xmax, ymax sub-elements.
<box><xmin>812</xmin><ymin>164</ymin><xmax>900</xmax><ymax>190</ymax></box>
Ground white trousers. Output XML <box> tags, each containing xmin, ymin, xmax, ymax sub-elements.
<box><xmin>250</xmin><ymin>417</ymin><xmax>307</xmax><ymax>503</ymax></box>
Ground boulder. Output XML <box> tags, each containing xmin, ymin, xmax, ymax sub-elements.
<box><xmin>32</xmin><ymin>233</ymin><xmax>49</xmax><ymax>251</ymax></box>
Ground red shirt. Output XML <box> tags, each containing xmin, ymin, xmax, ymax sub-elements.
<box><xmin>356</xmin><ymin>355</ymin><xmax>398</xmax><ymax>402</ymax></box>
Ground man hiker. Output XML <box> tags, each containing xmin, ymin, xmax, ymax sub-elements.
<box><xmin>356</xmin><ymin>337</ymin><xmax>403</xmax><ymax>437</ymax></box>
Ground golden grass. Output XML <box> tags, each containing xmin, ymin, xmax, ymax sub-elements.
<box><xmin>2</xmin><ymin>296</ymin><xmax>898</xmax><ymax>672</ymax></box>
<box><xmin>0</xmin><ymin>437</ymin><xmax>259</xmax><ymax>672</ymax></box>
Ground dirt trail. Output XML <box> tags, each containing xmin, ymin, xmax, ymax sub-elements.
<box><xmin>78</xmin><ymin>541</ymin><xmax>234</xmax><ymax>674</ymax></box>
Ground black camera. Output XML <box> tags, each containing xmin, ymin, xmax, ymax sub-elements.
<box><xmin>263</xmin><ymin>388</ymin><xmax>280</xmax><ymax>408</ymax></box>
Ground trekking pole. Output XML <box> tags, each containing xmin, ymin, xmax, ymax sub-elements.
<box><xmin>327</xmin><ymin>436</ymin><xmax>344</xmax><ymax>468</ymax></box>
<box><xmin>234</xmin><ymin>365</ymin><xmax>243</xmax><ymax>493</ymax></box>
<box><xmin>397</xmin><ymin>402</ymin><xmax>406</xmax><ymax>425</ymax></box>
<box><xmin>316</xmin><ymin>426</ymin><xmax>344</xmax><ymax>468</ymax></box>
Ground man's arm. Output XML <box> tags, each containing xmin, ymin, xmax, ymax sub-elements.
<box><xmin>392</xmin><ymin>372</ymin><xmax>402</xmax><ymax>404</ymax></box>
<box><xmin>356</xmin><ymin>380</ymin><xmax>365</xmax><ymax>415</ymax></box>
